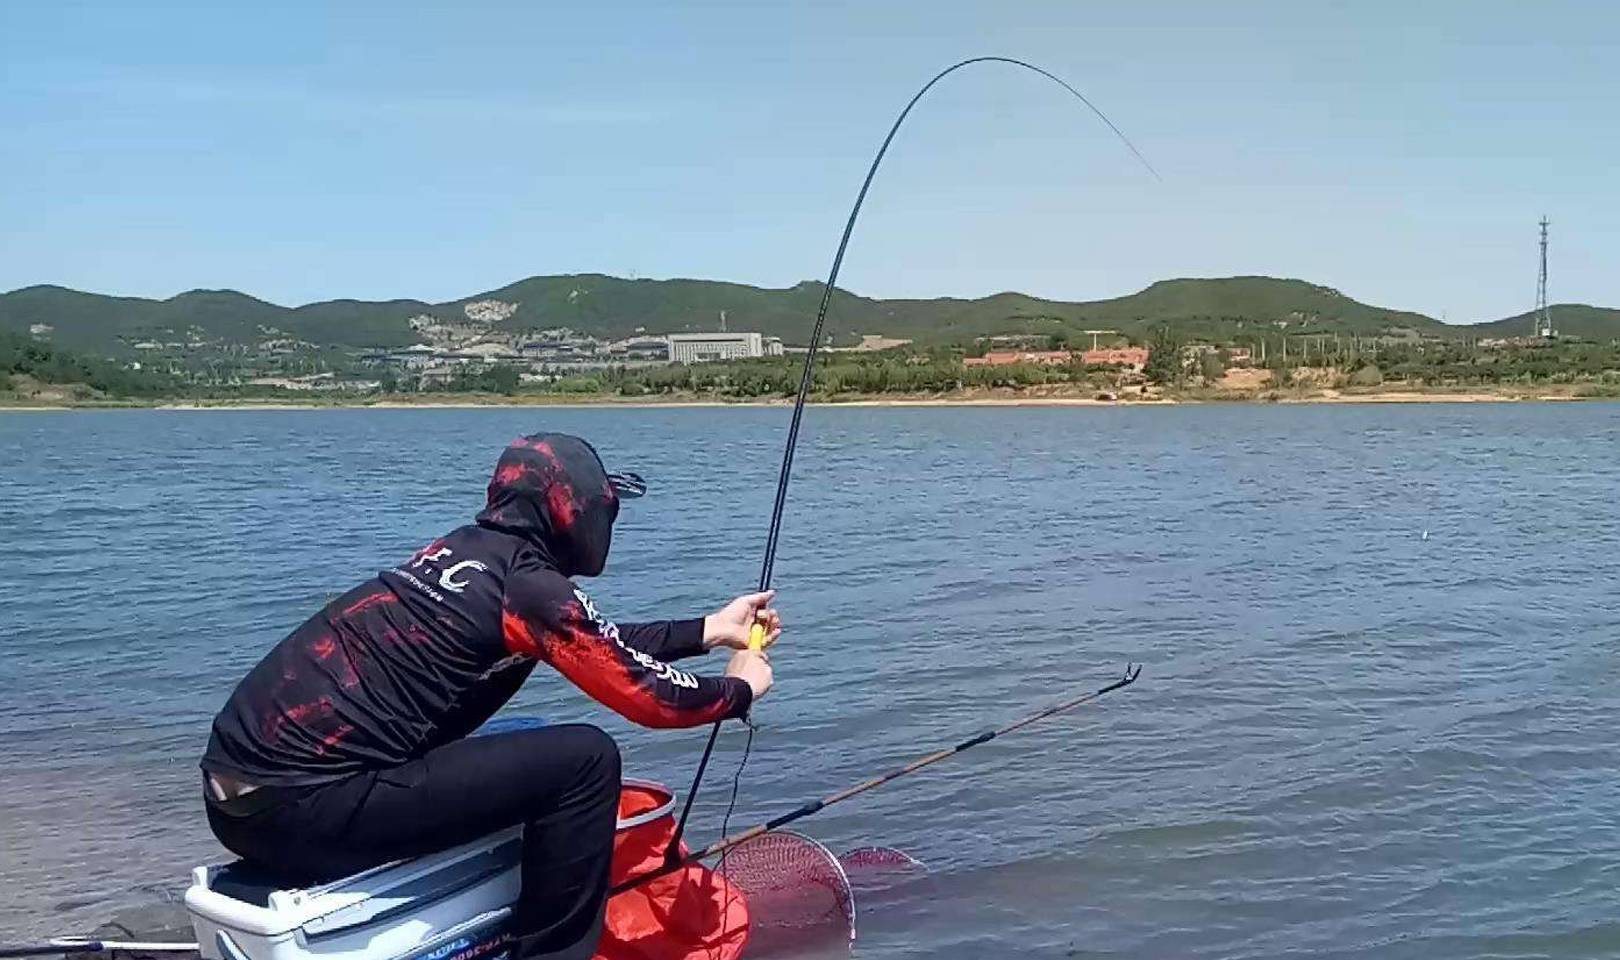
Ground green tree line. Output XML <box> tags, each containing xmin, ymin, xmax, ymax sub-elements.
<box><xmin>524</xmin><ymin>354</ymin><xmax>1127</xmax><ymax>399</ymax></box>
<box><xmin>1250</xmin><ymin>339</ymin><xmax>1620</xmax><ymax>389</ymax></box>
<box><xmin>0</xmin><ymin>331</ymin><xmax>177</xmax><ymax>398</ymax></box>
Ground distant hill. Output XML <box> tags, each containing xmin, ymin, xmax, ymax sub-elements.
<box><xmin>1468</xmin><ymin>304</ymin><xmax>1620</xmax><ymax>341</ymax></box>
<box><xmin>4</xmin><ymin>273</ymin><xmax>1611</xmax><ymax>356</ymax></box>
<box><xmin>442</xmin><ymin>274</ymin><xmax>1447</xmax><ymax>344</ymax></box>
<box><xmin>443</xmin><ymin>275</ymin><xmax>880</xmax><ymax>344</ymax></box>
<box><xmin>0</xmin><ymin>285</ymin><xmax>428</xmax><ymax>352</ymax></box>
<box><xmin>856</xmin><ymin>277</ymin><xmax>1445</xmax><ymax>344</ymax></box>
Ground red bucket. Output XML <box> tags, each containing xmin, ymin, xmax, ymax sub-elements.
<box><xmin>613</xmin><ymin>779</ymin><xmax>679</xmax><ymax>832</ymax></box>
<box><xmin>595</xmin><ymin>781</ymin><xmax>750</xmax><ymax>960</ymax></box>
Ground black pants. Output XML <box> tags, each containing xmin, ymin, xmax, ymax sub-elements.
<box><xmin>206</xmin><ymin>725</ymin><xmax>621</xmax><ymax>960</ymax></box>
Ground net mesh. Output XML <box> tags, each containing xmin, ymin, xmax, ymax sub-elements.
<box><xmin>838</xmin><ymin>847</ymin><xmax>926</xmax><ymax>890</ymax></box>
<box><xmin>717</xmin><ymin>831</ymin><xmax>856</xmax><ymax>943</ymax></box>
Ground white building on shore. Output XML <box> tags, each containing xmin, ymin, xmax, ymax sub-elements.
<box><xmin>666</xmin><ymin>332</ymin><xmax>784</xmax><ymax>363</ymax></box>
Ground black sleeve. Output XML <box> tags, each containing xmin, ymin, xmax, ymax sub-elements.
<box><xmin>501</xmin><ymin>566</ymin><xmax>751</xmax><ymax>729</ymax></box>
<box><xmin>618</xmin><ymin>619</ymin><xmax>707</xmax><ymax>661</ymax></box>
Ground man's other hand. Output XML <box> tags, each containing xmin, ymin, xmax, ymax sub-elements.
<box><xmin>703</xmin><ymin>590</ymin><xmax>783</xmax><ymax>650</ymax></box>
<box><xmin>725</xmin><ymin>649</ymin><xmax>774</xmax><ymax>701</ymax></box>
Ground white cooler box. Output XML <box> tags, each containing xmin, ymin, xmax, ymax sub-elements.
<box><xmin>184</xmin><ymin>780</ymin><xmax>676</xmax><ymax>960</ymax></box>
<box><xmin>184</xmin><ymin>827</ymin><xmax>521</xmax><ymax>960</ymax></box>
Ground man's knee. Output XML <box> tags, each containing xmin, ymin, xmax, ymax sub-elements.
<box><xmin>554</xmin><ymin>724</ymin><xmax>621</xmax><ymax>793</ymax></box>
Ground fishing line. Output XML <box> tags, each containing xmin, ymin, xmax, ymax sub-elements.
<box><xmin>0</xmin><ymin>61</ymin><xmax>1153</xmax><ymax>957</ymax></box>
<box><xmin>663</xmin><ymin>55</ymin><xmax>1160</xmax><ymax>866</ymax></box>
<box><xmin>0</xmin><ymin>57</ymin><xmax>1160</xmax><ymax>960</ymax></box>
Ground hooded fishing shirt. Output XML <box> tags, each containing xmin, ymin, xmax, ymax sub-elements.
<box><xmin>201</xmin><ymin>433</ymin><xmax>752</xmax><ymax>787</ymax></box>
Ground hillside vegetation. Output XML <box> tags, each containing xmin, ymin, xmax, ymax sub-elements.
<box><xmin>0</xmin><ymin>329</ymin><xmax>176</xmax><ymax>400</ymax></box>
<box><xmin>5</xmin><ymin>274</ymin><xmax>1570</xmax><ymax>357</ymax></box>
<box><xmin>1468</xmin><ymin>304</ymin><xmax>1620</xmax><ymax>341</ymax></box>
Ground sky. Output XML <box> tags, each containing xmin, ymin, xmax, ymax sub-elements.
<box><xmin>1</xmin><ymin>1</ymin><xmax>1615</xmax><ymax>323</ymax></box>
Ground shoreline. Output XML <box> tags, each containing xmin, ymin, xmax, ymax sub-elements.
<box><xmin>1</xmin><ymin>389</ymin><xmax>1609</xmax><ymax>413</ymax></box>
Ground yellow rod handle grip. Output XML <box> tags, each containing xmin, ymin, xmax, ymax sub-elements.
<box><xmin>748</xmin><ymin>621</ymin><xmax>767</xmax><ymax>652</ymax></box>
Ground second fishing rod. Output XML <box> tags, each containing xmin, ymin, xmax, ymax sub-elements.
<box><xmin>616</xmin><ymin>662</ymin><xmax>1142</xmax><ymax>895</ymax></box>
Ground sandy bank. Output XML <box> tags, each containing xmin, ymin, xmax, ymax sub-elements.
<box><xmin>9</xmin><ymin>390</ymin><xmax>1610</xmax><ymax>412</ymax></box>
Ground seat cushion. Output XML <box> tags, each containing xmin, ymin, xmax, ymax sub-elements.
<box><xmin>209</xmin><ymin>860</ymin><xmax>303</xmax><ymax>907</ymax></box>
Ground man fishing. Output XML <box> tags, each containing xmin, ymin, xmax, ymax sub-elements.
<box><xmin>199</xmin><ymin>432</ymin><xmax>778</xmax><ymax>960</ymax></box>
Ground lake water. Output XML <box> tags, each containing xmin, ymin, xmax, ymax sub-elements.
<box><xmin>2</xmin><ymin>404</ymin><xmax>1619</xmax><ymax>958</ymax></box>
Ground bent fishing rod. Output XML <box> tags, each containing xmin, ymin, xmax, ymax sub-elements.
<box><xmin>620</xmin><ymin>663</ymin><xmax>1141</xmax><ymax>895</ymax></box>
<box><xmin>662</xmin><ymin>56</ymin><xmax>1160</xmax><ymax>864</ymax></box>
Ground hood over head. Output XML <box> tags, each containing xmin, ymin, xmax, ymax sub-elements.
<box><xmin>476</xmin><ymin>433</ymin><xmax>621</xmax><ymax>577</ymax></box>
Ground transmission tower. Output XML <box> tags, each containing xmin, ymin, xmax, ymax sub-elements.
<box><xmin>1534</xmin><ymin>217</ymin><xmax>1554</xmax><ymax>338</ymax></box>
